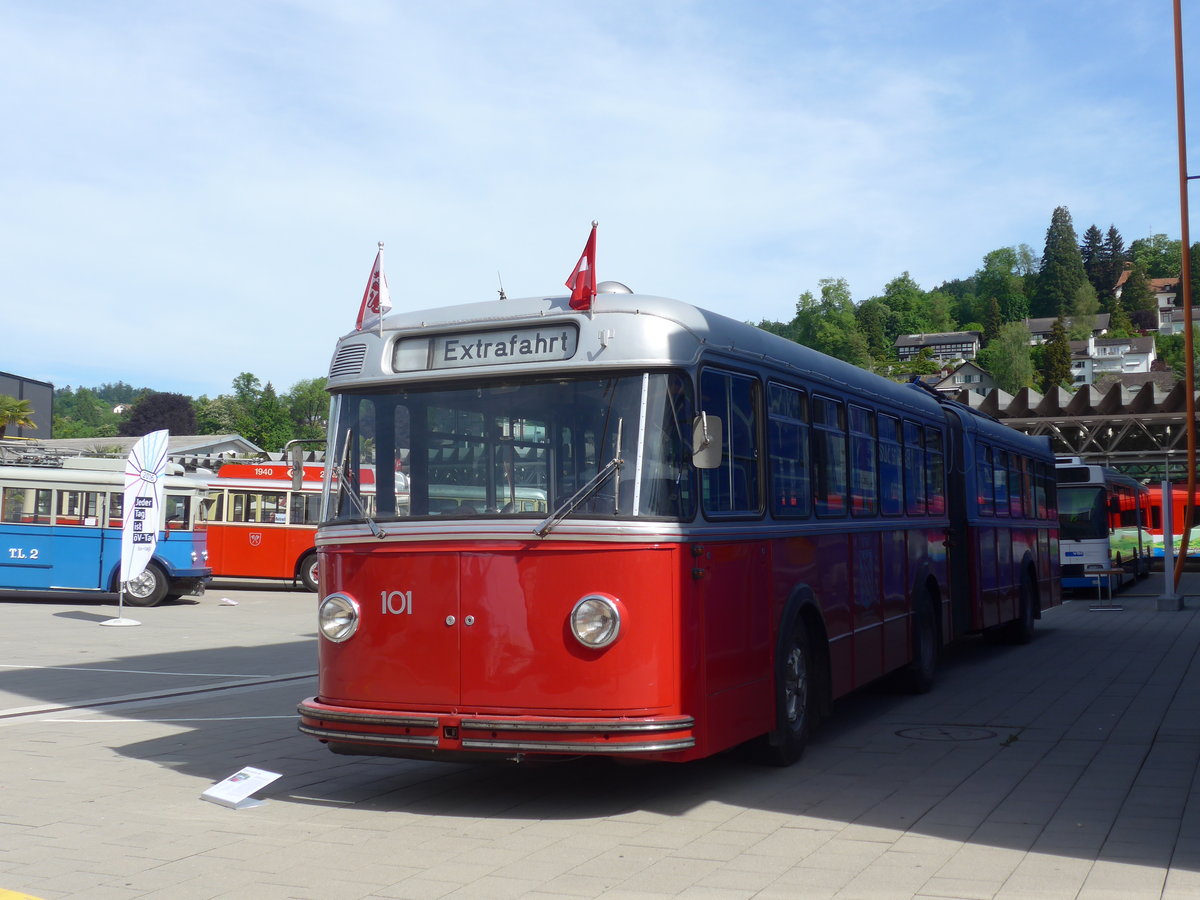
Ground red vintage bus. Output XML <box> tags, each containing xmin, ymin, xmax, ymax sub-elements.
<box><xmin>203</xmin><ymin>463</ymin><xmax>326</xmax><ymax>591</ymax></box>
<box><xmin>298</xmin><ymin>285</ymin><xmax>1060</xmax><ymax>764</ymax></box>
<box><xmin>1146</xmin><ymin>483</ymin><xmax>1200</xmax><ymax>559</ymax></box>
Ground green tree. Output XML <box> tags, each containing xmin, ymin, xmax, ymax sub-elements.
<box><xmin>1156</xmin><ymin>329</ymin><xmax>1200</xmax><ymax>378</ymax></box>
<box><xmin>0</xmin><ymin>395</ymin><xmax>36</xmax><ymax>438</ymax></box>
<box><xmin>1081</xmin><ymin>224</ymin><xmax>1104</xmax><ymax>295</ymax></box>
<box><xmin>977</xmin><ymin>247</ymin><xmax>1029</xmax><ymax>322</ymax></box>
<box><xmin>284</xmin><ymin>377</ymin><xmax>330</xmax><ymax>442</ymax></box>
<box><xmin>250</xmin><ymin>382</ymin><xmax>294</xmax><ymax>453</ymax></box>
<box><xmin>1067</xmin><ymin>283</ymin><xmax>1100</xmax><ymax>340</ymax></box>
<box><xmin>1097</xmin><ymin>225</ymin><xmax>1127</xmax><ymax>307</ymax></box>
<box><xmin>118</xmin><ymin>392</ymin><xmax>197</xmax><ymax>436</ymax></box>
<box><xmin>1039</xmin><ymin>316</ymin><xmax>1073</xmax><ymax>390</ymax></box>
<box><xmin>791</xmin><ymin>278</ymin><xmax>871</xmax><ymax>367</ymax></box>
<box><xmin>1120</xmin><ymin>261</ymin><xmax>1157</xmax><ymax>329</ymax></box>
<box><xmin>1107</xmin><ymin>290</ymin><xmax>1134</xmax><ymax>336</ymax></box>
<box><xmin>1129</xmin><ymin>233</ymin><xmax>1181</xmax><ymax>279</ymax></box>
<box><xmin>1030</xmin><ymin>206</ymin><xmax>1087</xmax><ymax>318</ymax></box>
<box><xmin>976</xmin><ymin>322</ymin><xmax>1035</xmax><ymax>394</ymax></box>
<box><xmin>983</xmin><ymin>296</ymin><xmax>1003</xmax><ymax>344</ymax></box>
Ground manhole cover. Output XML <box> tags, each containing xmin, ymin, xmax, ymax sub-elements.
<box><xmin>896</xmin><ymin>725</ymin><xmax>998</xmax><ymax>742</ymax></box>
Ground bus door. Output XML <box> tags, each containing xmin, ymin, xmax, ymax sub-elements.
<box><xmin>52</xmin><ymin>488</ymin><xmax>110</xmax><ymax>590</ymax></box>
<box><xmin>0</xmin><ymin>485</ymin><xmax>55</xmax><ymax>589</ymax></box>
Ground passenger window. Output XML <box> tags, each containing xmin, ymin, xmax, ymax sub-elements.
<box><xmin>849</xmin><ymin>405</ymin><xmax>876</xmax><ymax>517</ymax></box>
<box><xmin>903</xmin><ymin>421</ymin><xmax>925</xmax><ymax>515</ymax></box>
<box><xmin>878</xmin><ymin>414</ymin><xmax>903</xmax><ymax>516</ymax></box>
<box><xmin>700</xmin><ymin>370</ymin><xmax>761</xmax><ymax>515</ymax></box>
<box><xmin>768</xmin><ymin>383</ymin><xmax>810</xmax><ymax>518</ymax></box>
<box><xmin>813</xmin><ymin>396</ymin><xmax>847</xmax><ymax>517</ymax></box>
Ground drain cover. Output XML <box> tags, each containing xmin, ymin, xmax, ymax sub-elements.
<box><xmin>896</xmin><ymin>725</ymin><xmax>998</xmax><ymax>742</ymax></box>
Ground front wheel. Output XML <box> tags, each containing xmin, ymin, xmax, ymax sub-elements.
<box><xmin>758</xmin><ymin>620</ymin><xmax>816</xmax><ymax>767</ymax></box>
<box><xmin>298</xmin><ymin>552</ymin><xmax>319</xmax><ymax>592</ymax></box>
<box><xmin>124</xmin><ymin>564</ymin><xmax>168</xmax><ymax>607</ymax></box>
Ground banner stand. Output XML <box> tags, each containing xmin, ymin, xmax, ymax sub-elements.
<box><xmin>100</xmin><ymin>584</ymin><xmax>141</xmax><ymax>627</ymax></box>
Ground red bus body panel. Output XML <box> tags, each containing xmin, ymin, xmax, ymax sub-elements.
<box><xmin>299</xmin><ymin>525</ymin><xmax>950</xmax><ymax>762</ymax></box>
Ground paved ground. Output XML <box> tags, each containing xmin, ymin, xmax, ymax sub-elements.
<box><xmin>0</xmin><ymin>575</ymin><xmax>1198</xmax><ymax>900</ymax></box>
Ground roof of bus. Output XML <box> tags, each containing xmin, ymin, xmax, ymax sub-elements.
<box><xmin>330</xmin><ymin>291</ymin><xmax>945</xmax><ymax>419</ymax></box>
<box><xmin>0</xmin><ymin>462</ymin><xmax>209</xmax><ymax>491</ymax></box>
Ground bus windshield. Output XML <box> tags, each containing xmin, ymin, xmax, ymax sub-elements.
<box><xmin>1057</xmin><ymin>486</ymin><xmax>1108</xmax><ymax>541</ymax></box>
<box><xmin>325</xmin><ymin>372</ymin><xmax>696</xmax><ymax>524</ymax></box>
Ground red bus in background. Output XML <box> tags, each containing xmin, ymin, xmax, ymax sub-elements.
<box><xmin>1146</xmin><ymin>483</ymin><xmax>1200</xmax><ymax>559</ymax></box>
<box><xmin>203</xmin><ymin>463</ymin><xmax>327</xmax><ymax>591</ymax></box>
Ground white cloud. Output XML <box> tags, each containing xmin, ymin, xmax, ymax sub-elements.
<box><xmin>0</xmin><ymin>0</ymin><xmax>1188</xmax><ymax>396</ymax></box>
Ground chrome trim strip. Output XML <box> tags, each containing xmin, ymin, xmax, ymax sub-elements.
<box><xmin>297</xmin><ymin>703</ymin><xmax>439</xmax><ymax>729</ymax></box>
<box><xmin>460</xmin><ymin>716</ymin><xmax>694</xmax><ymax>734</ymax></box>
<box><xmin>460</xmin><ymin>737</ymin><xmax>695</xmax><ymax>753</ymax></box>
<box><xmin>298</xmin><ymin>724</ymin><xmax>440</xmax><ymax>748</ymax></box>
<box><xmin>315</xmin><ymin>517</ymin><xmax>952</xmax><ymax>546</ymax></box>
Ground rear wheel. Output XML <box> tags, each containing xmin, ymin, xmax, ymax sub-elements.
<box><xmin>904</xmin><ymin>594</ymin><xmax>937</xmax><ymax>694</ymax></box>
<box><xmin>299</xmin><ymin>552</ymin><xmax>319</xmax><ymax>592</ymax></box>
<box><xmin>1004</xmin><ymin>569</ymin><xmax>1037</xmax><ymax>645</ymax></box>
<box><xmin>124</xmin><ymin>564</ymin><xmax>168</xmax><ymax>607</ymax></box>
<box><xmin>758</xmin><ymin>620</ymin><xmax>815</xmax><ymax>766</ymax></box>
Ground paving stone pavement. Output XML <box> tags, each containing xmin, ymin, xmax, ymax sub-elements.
<box><xmin>0</xmin><ymin>575</ymin><xmax>1198</xmax><ymax>900</ymax></box>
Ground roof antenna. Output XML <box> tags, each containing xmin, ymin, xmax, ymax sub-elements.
<box><xmin>497</xmin><ymin>270</ymin><xmax>507</xmax><ymax>301</ymax></box>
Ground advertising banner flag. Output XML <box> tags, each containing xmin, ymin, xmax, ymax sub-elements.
<box><xmin>355</xmin><ymin>242</ymin><xmax>392</xmax><ymax>333</ymax></box>
<box><xmin>120</xmin><ymin>429</ymin><xmax>169</xmax><ymax>587</ymax></box>
<box><xmin>566</xmin><ymin>221</ymin><xmax>598</xmax><ymax>311</ymax></box>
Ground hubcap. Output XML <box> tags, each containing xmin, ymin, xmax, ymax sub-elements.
<box><xmin>783</xmin><ymin>643</ymin><xmax>808</xmax><ymax>728</ymax></box>
<box><xmin>127</xmin><ymin>570</ymin><xmax>155</xmax><ymax>598</ymax></box>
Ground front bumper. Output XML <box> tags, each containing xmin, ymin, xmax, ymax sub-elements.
<box><xmin>297</xmin><ymin>698</ymin><xmax>696</xmax><ymax>761</ymax></box>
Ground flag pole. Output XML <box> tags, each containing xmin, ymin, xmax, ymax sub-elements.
<box><xmin>377</xmin><ymin>241</ymin><xmax>386</xmax><ymax>340</ymax></box>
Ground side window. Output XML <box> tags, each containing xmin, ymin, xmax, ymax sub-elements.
<box><xmin>903</xmin><ymin>421</ymin><xmax>925</xmax><ymax>515</ymax></box>
<box><xmin>813</xmin><ymin>396</ymin><xmax>847</xmax><ymax>517</ymax></box>
<box><xmin>878</xmin><ymin>414</ymin><xmax>903</xmax><ymax>516</ymax></box>
<box><xmin>700</xmin><ymin>370</ymin><xmax>761</xmax><ymax>515</ymax></box>
<box><xmin>849</xmin><ymin>405</ymin><xmax>877</xmax><ymax>516</ymax></box>
<box><xmin>205</xmin><ymin>492</ymin><xmax>225</xmax><ymax>523</ymax></box>
<box><xmin>768</xmin><ymin>383</ymin><xmax>810</xmax><ymax>518</ymax></box>
<box><xmin>925</xmin><ymin>427</ymin><xmax>945</xmax><ymax>516</ymax></box>
<box><xmin>994</xmin><ymin>449</ymin><xmax>1010</xmax><ymax>517</ymax></box>
<box><xmin>56</xmin><ymin>490</ymin><xmax>102</xmax><ymax>526</ymax></box>
<box><xmin>977</xmin><ymin>445</ymin><xmax>994</xmax><ymax>516</ymax></box>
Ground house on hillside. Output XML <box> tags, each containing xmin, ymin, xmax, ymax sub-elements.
<box><xmin>894</xmin><ymin>331</ymin><xmax>981</xmax><ymax>363</ymax></box>
<box><xmin>931</xmin><ymin>361</ymin><xmax>994</xmax><ymax>397</ymax></box>
<box><xmin>1022</xmin><ymin>314</ymin><xmax>1110</xmax><ymax>344</ymax></box>
<box><xmin>1069</xmin><ymin>335</ymin><xmax>1156</xmax><ymax>387</ymax></box>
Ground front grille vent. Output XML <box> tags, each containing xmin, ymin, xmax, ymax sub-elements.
<box><xmin>329</xmin><ymin>343</ymin><xmax>368</xmax><ymax>378</ymax></box>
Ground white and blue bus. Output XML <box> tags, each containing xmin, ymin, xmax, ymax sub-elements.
<box><xmin>1055</xmin><ymin>457</ymin><xmax>1150</xmax><ymax>591</ymax></box>
<box><xmin>0</xmin><ymin>456</ymin><xmax>211</xmax><ymax>606</ymax></box>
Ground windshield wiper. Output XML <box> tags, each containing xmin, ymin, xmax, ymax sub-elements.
<box><xmin>333</xmin><ymin>429</ymin><xmax>387</xmax><ymax>539</ymax></box>
<box><xmin>535</xmin><ymin>419</ymin><xmax>623</xmax><ymax>537</ymax></box>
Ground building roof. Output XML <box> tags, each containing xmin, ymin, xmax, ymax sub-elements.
<box><xmin>1022</xmin><ymin>314</ymin><xmax>1111</xmax><ymax>333</ymax></box>
<box><xmin>894</xmin><ymin>331</ymin><xmax>981</xmax><ymax>349</ymax></box>
<box><xmin>13</xmin><ymin>434</ymin><xmax>265</xmax><ymax>459</ymax></box>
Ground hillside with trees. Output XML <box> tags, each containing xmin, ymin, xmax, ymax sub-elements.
<box><xmin>36</xmin><ymin>205</ymin><xmax>1200</xmax><ymax>448</ymax></box>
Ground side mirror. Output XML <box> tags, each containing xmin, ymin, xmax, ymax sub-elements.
<box><xmin>691</xmin><ymin>413</ymin><xmax>723</xmax><ymax>470</ymax></box>
<box><xmin>291</xmin><ymin>445</ymin><xmax>305</xmax><ymax>492</ymax></box>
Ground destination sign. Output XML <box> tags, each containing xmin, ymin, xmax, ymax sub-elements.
<box><xmin>393</xmin><ymin>325</ymin><xmax>579</xmax><ymax>371</ymax></box>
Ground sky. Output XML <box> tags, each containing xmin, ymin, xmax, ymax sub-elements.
<box><xmin>1</xmin><ymin>1</ymin><xmax>1193</xmax><ymax>399</ymax></box>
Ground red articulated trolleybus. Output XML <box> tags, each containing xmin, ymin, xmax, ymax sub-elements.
<box><xmin>298</xmin><ymin>283</ymin><xmax>1060</xmax><ymax>765</ymax></box>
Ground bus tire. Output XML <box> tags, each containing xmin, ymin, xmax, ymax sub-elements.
<box><xmin>1005</xmin><ymin>569</ymin><xmax>1037</xmax><ymax>645</ymax></box>
<box><xmin>759</xmin><ymin>619</ymin><xmax>815</xmax><ymax>767</ymax></box>
<box><xmin>124</xmin><ymin>564</ymin><xmax>168</xmax><ymax>607</ymax></box>
<box><xmin>904</xmin><ymin>592</ymin><xmax>938</xmax><ymax>694</ymax></box>
<box><xmin>298</xmin><ymin>552</ymin><xmax>319</xmax><ymax>592</ymax></box>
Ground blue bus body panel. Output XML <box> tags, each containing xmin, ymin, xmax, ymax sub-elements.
<box><xmin>2</xmin><ymin>524</ymin><xmax>207</xmax><ymax>592</ymax></box>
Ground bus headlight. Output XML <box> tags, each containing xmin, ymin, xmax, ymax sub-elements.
<box><xmin>319</xmin><ymin>593</ymin><xmax>360</xmax><ymax>643</ymax></box>
<box><xmin>570</xmin><ymin>594</ymin><xmax>622</xmax><ymax>649</ymax></box>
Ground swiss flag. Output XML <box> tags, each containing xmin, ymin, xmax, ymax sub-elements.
<box><xmin>565</xmin><ymin>221</ymin><xmax>597</xmax><ymax>311</ymax></box>
<box><xmin>355</xmin><ymin>243</ymin><xmax>392</xmax><ymax>331</ymax></box>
